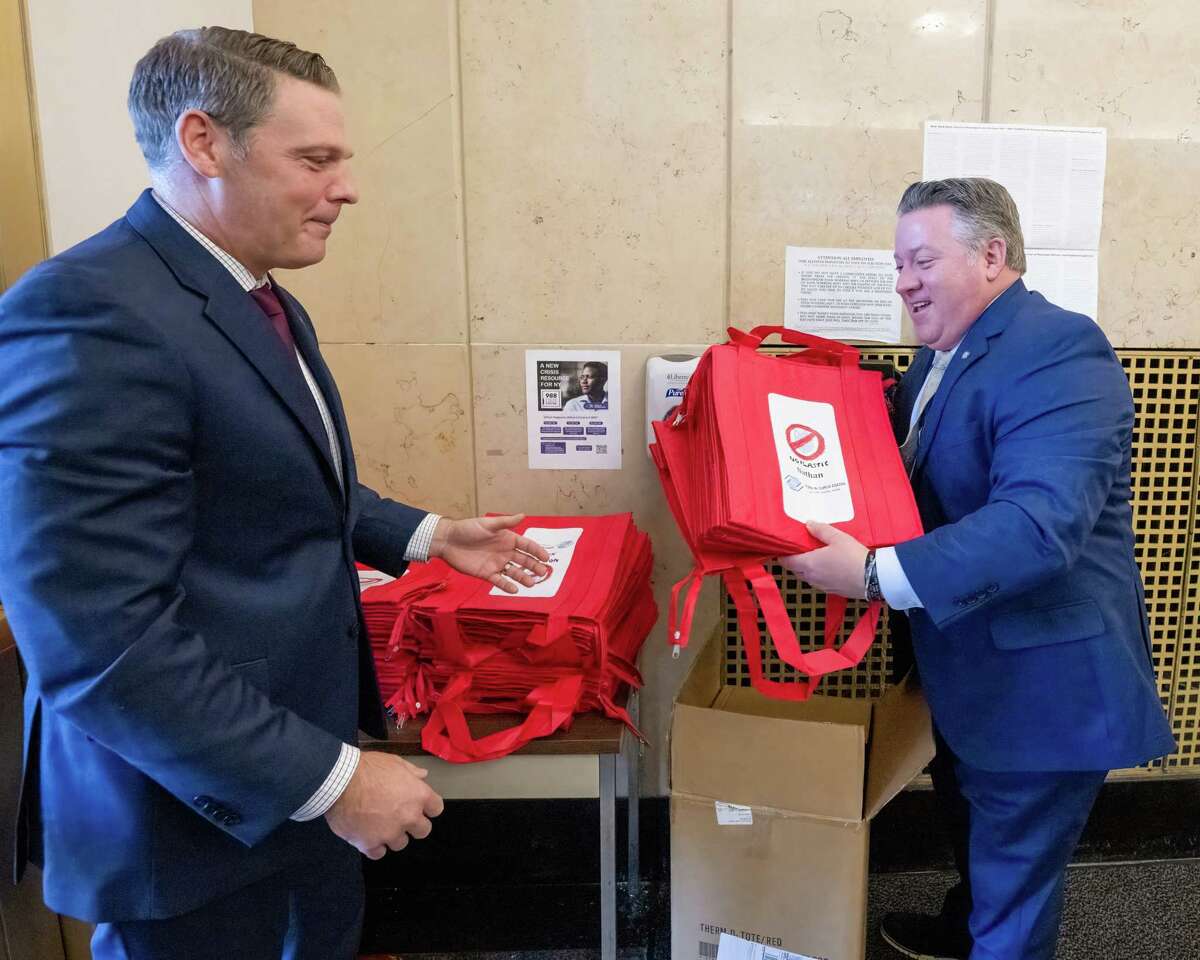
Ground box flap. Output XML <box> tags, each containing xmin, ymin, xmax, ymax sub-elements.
<box><xmin>672</xmin><ymin>688</ymin><xmax>868</xmax><ymax>821</ymax></box>
<box><xmin>862</xmin><ymin>671</ymin><xmax>935</xmax><ymax>821</ymax></box>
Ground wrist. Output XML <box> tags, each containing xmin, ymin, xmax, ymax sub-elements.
<box><xmin>428</xmin><ymin>517</ymin><xmax>453</xmax><ymax>559</ymax></box>
<box><xmin>864</xmin><ymin>549</ymin><xmax>882</xmax><ymax>602</ymax></box>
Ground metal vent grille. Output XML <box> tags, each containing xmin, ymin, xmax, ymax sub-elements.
<box><xmin>722</xmin><ymin>348</ymin><xmax>1200</xmax><ymax>778</ymax></box>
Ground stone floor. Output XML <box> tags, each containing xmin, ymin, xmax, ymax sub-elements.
<box><xmin>364</xmin><ymin>857</ymin><xmax>1200</xmax><ymax>960</ymax></box>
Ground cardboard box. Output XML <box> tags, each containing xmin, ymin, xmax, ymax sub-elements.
<box><xmin>670</xmin><ymin>630</ymin><xmax>935</xmax><ymax>960</ymax></box>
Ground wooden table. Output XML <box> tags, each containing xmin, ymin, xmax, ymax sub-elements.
<box><xmin>361</xmin><ymin>694</ymin><xmax>641</xmax><ymax>960</ymax></box>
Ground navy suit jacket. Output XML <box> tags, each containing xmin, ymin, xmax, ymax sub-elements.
<box><xmin>892</xmin><ymin>280</ymin><xmax>1174</xmax><ymax>772</ymax></box>
<box><xmin>0</xmin><ymin>190</ymin><xmax>425</xmax><ymax>921</ymax></box>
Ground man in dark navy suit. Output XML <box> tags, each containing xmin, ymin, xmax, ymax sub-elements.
<box><xmin>785</xmin><ymin>178</ymin><xmax>1174</xmax><ymax>960</ymax></box>
<box><xmin>0</xmin><ymin>27</ymin><xmax>548</xmax><ymax>960</ymax></box>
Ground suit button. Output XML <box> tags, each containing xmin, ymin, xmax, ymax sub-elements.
<box><xmin>193</xmin><ymin>795</ymin><xmax>213</xmax><ymax>810</ymax></box>
<box><xmin>346</xmin><ymin>623</ymin><xmax>359</xmax><ymax>641</ymax></box>
<box><xmin>223</xmin><ymin>812</ymin><xmax>242</xmax><ymax>826</ymax></box>
<box><xmin>986</xmin><ymin>583</ymin><xmax>999</xmax><ymax>595</ymax></box>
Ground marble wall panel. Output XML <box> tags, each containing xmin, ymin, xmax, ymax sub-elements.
<box><xmin>255</xmin><ymin>0</ymin><xmax>467</xmax><ymax>344</ymax></box>
<box><xmin>470</xmin><ymin>341</ymin><xmax>721</xmax><ymax>791</ymax></box>
<box><xmin>324</xmin><ymin>343</ymin><xmax>476</xmax><ymax>519</ymax></box>
<box><xmin>460</xmin><ymin>1</ymin><xmax>728</xmax><ymax>345</ymax></box>
<box><xmin>990</xmin><ymin>0</ymin><xmax>1200</xmax><ymax>348</ymax></box>
<box><xmin>1099</xmin><ymin>139</ymin><xmax>1200</xmax><ymax>347</ymax></box>
<box><xmin>730</xmin><ymin>0</ymin><xmax>985</xmax><ymax>339</ymax></box>
<box><xmin>990</xmin><ymin>0</ymin><xmax>1199</xmax><ymax>142</ymax></box>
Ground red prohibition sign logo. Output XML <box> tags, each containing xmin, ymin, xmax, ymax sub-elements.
<box><xmin>786</xmin><ymin>423</ymin><xmax>826</xmax><ymax>461</ymax></box>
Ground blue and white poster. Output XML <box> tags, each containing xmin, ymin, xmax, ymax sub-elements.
<box><xmin>525</xmin><ymin>349</ymin><xmax>621</xmax><ymax>470</ymax></box>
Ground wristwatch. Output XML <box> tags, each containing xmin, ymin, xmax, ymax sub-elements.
<box><xmin>864</xmin><ymin>549</ymin><xmax>883</xmax><ymax>602</ymax></box>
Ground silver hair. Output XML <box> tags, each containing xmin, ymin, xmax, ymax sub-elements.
<box><xmin>128</xmin><ymin>26</ymin><xmax>339</xmax><ymax>170</ymax></box>
<box><xmin>897</xmin><ymin>177</ymin><xmax>1027</xmax><ymax>274</ymax></box>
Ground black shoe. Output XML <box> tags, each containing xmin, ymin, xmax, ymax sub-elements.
<box><xmin>880</xmin><ymin>911</ymin><xmax>972</xmax><ymax>960</ymax></box>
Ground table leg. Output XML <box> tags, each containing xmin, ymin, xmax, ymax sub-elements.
<box><xmin>625</xmin><ymin>693</ymin><xmax>640</xmax><ymax>899</ymax></box>
<box><xmin>600</xmin><ymin>753</ymin><xmax>617</xmax><ymax>960</ymax></box>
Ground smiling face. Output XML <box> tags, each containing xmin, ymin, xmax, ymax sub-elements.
<box><xmin>208</xmin><ymin>75</ymin><xmax>358</xmax><ymax>276</ymax></box>
<box><xmin>893</xmin><ymin>204</ymin><xmax>1000</xmax><ymax>350</ymax></box>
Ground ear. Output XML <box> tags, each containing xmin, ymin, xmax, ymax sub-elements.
<box><xmin>174</xmin><ymin>109</ymin><xmax>227</xmax><ymax>179</ymax></box>
<box><xmin>982</xmin><ymin>236</ymin><xmax>1007</xmax><ymax>280</ymax></box>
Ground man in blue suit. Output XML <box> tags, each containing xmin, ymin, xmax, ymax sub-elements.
<box><xmin>0</xmin><ymin>27</ymin><xmax>549</xmax><ymax>960</ymax></box>
<box><xmin>786</xmin><ymin>178</ymin><xmax>1174</xmax><ymax>959</ymax></box>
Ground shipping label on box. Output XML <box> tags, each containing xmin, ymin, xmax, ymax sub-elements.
<box><xmin>717</xmin><ymin>931</ymin><xmax>824</xmax><ymax>960</ymax></box>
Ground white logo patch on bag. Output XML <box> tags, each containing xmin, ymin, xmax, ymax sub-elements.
<box><xmin>768</xmin><ymin>394</ymin><xmax>854</xmax><ymax>523</ymax></box>
<box><xmin>490</xmin><ymin>526</ymin><xmax>583</xmax><ymax>598</ymax></box>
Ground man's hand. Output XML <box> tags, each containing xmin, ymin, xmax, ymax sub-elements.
<box><xmin>780</xmin><ymin>521</ymin><xmax>869</xmax><ymax>600</ymax></box>
<box><xmin>429</xmin><ymin>514</ymin><xmax>551</xmax><ymax>593</ymax></box>
<box><xmin>325</xmin><ymin>752</ymin><xmax>444</xmax><ymax>860</ymax></box>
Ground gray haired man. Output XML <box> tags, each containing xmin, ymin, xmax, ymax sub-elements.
<box><xmin>787</xmin><ymin>178</ymin><xmax>1172</xmax><ymax>959</ymax></box>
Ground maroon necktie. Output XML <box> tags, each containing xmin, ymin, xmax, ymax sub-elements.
<box><xmin>249</xmin><ymin>283</ymin><xmax>297</xmax><ymax>354</ymax></box>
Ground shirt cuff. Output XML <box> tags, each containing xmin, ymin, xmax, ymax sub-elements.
<box><xmin>291</xmin><ymin>742</ymin><xmax>360</xmax><ymax>821</ymax></box>
<box><xmin>404</xmin><ymin>512</ymin><xmax>442</xmax><ymax>563</ymax></box>
<box><xmin>875</xmin><ymin>546</ymin><xmax>924</xmax><ymax>611</ymax></box>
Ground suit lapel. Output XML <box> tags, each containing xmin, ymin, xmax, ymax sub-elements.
<box><xmin>911</xmin><ymin>279</ymin><xmax>1028</xmax><ymax>475</ymax></box>
<box><xmin>124</xmin><ymin>190</ymin><xmax>343</xmax><ymax>495</ymax></box>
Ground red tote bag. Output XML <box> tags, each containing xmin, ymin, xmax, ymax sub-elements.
<box><xmin>652</xmin><ymin>326</ymin><xmax>922</xmax><ymax>700</ymax></box>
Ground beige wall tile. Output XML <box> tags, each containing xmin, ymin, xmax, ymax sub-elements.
<box><xmin>731</xmin><ymin>126</ymin><xmax>926</xmax><ymax>340</ymax></box>
<box><xmin>470</xmin><ymin>341</ymin><xmax>721</xmax><ymax>791</ymax></box>
<box><xmin>734</xmin><ymin>0</ymin><xmax>986</xmax><ymax>130</ymax></box>
<box><xmin>730</xmin><ymin>1</ymin><xmax>985</xmax><ymax>342</ymax></box>
<box><xmin>991</xmin><ymin>0</ymin><xmax>1200</xmax><ymax>141</ymax></box>
<box><xmin>988</xmin><ymin>0</ymin><xmax>1200</xmax><ymax>348</ymax></box>
<box><xmin>256</xmin><ymin>0</ymin><xmax>467</xmax><ymax>344</ymax></box>
<box><xmin>1099</xmin><ymin>139</ymin><xmax>1200</xmax><ymax>348</ymax></box>
<box><xmin>325</xmin><ymin>343</ymin><xmax>476</xmax><ymax>518</ymax></box>
<box><xmin>460</xmin><ymin>1</ymin><xmax>728</xmax><ymax>345</ymax></box>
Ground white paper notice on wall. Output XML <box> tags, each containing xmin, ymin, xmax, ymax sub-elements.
<box><xmin>714</xmin><ymin>802</ymin><xmax>754</xmax><ymax>826</ymax></box>
<box><xmin>1023</xmin><ymin>250</ymin><xmax>1099</xmax><ymax>321</ymax></box>
<box><xmin>783</xmin><ymin>247</ymin><xmax>902</xmax><ymax>344</ymax></box>
<box><xmin>489</xmin><ymin>527</ymin><xmax>582</xmax><ymax>598</ymax></box>
<box><xmin>526</xmin><ymin>350</ymin><xmax>621</xmax><ymax>470</ymax></box>
<box><xmin>716</xmin><ymin>932</ymin><xmax>821</xmax><ymax>960</ymax></box>
<box><xmin>922</xmin><ymin>121</ymin><xmax>1107</xmax><ymax>252</ymax></box>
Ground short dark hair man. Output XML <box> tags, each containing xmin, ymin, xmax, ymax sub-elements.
<box><xmin>785</xmin><ymin>178</ymin><xmax>1174</xmax><ymax>959</ymax></box>
<box><xmin>563</xmin><ymin>361</ymin><xmax>608</xmax><ymax>412</ymax></box>
<box><xmin>0</xmin><ymin>27</ymin><xmax>548</xmax><ymax>959</ymax></box>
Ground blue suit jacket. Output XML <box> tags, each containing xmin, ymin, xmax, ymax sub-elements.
<box><xmin>0</xmin><ymin>191</ymin><xmax>425</xmax><ymax>921</ymax></box>
<box><xmin>892</xmin><ymin>280</ymin><xmax>1174</xmax><ymax>772</ymax></box>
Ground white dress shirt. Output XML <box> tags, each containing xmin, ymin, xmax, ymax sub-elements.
<box><xmin>876</xmin><ymin>341</ymin><xmax>961</xmax><ymax>610</ymax></box>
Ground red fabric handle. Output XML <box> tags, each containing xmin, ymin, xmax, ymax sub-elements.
<box><xmin>421</xmin><ymin>673</ymin><xmax>584</xmax><ymax>763</ymax></box>
<box><xmin>724</xmin><ymin>562</ymin><xmax>882</xmax><ymax>698</ymax></box>
<box><xmin>668</xmin><ymin>569</ymin><xmax>705</xmax><ymax>649</ymax></box>
<box><xmin>727</xmin><ymin>325</ymin><xmax>860</xmax><ymax>365</ymax></box>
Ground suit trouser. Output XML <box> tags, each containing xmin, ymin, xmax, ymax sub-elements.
<box><xmin>90</xmin><ymin>842</ymin><xmax>364</xmax><ymax>960</ymax></box>
<box><xmin>931</xmin><ymin>732</ymin><xmax>1106</xmax><ymax>960</ymax></box>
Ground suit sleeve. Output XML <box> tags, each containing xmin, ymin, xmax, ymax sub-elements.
<box><xmin>351</xmin><ymin>483</ymin><xmax>428</xmax><ymax>574</ymax></box>
<box><xmin>894</xmin><ymin>317</ymin><xmax>1130</xmax><ymax>630</ymax></box>
<box><xmin>0</xmin><ymin>265</ymin><xmax>343</xmax><ymax>846</ymax></box>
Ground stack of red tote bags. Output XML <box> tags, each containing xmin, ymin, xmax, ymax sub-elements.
<box><xmin>650</xmin><ymin>325</ymin><xmax>923</xmax><ymax>700</ymax></box>
<box><xmin>359</xmin><ymin>514</ymin><xmax>656</xmax><ymax>762</ymax></box>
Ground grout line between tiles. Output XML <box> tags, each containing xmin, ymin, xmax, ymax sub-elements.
<box><xmin>450</xmin><ymin>0</ymin><xmax>482</xmax><ymax>517</ymax></box>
